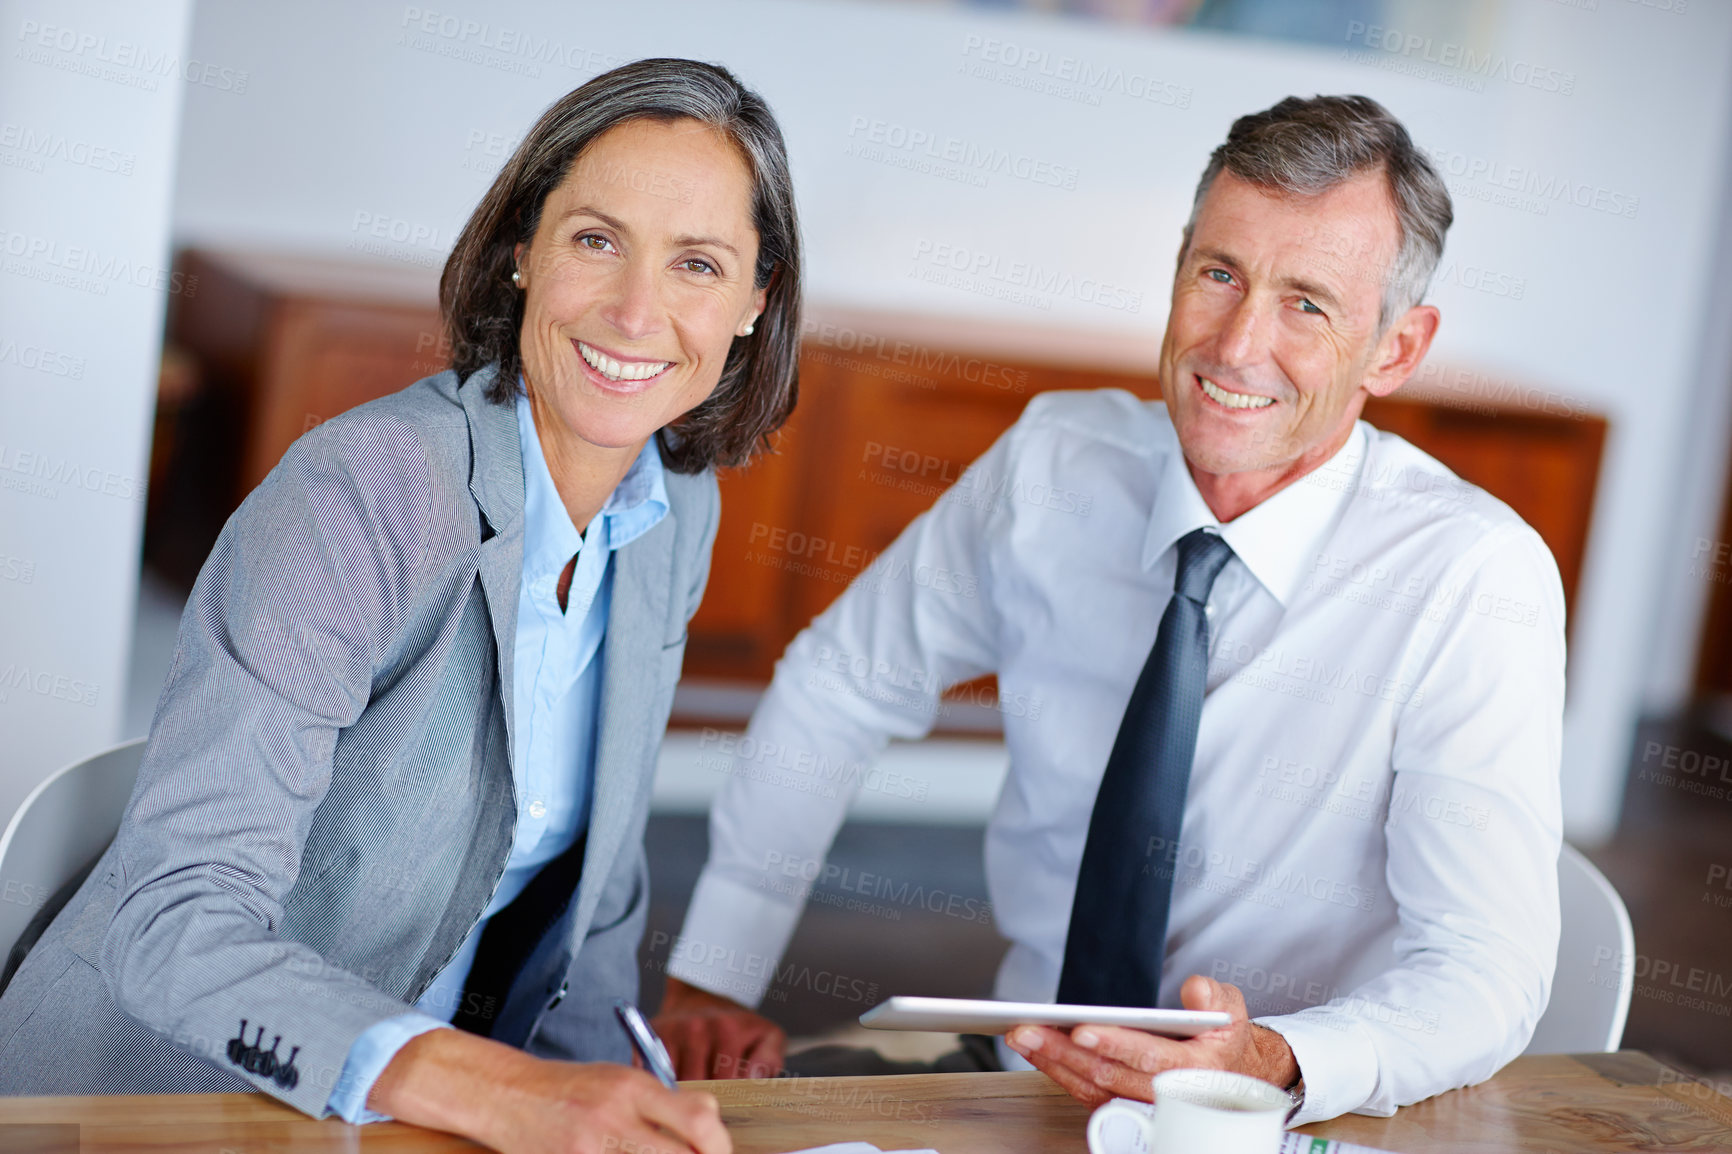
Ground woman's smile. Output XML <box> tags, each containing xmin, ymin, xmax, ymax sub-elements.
<box><xmin>573</xmin><ymin>337</ymin><xmax>675</xmax><ymax>394</ymax></box>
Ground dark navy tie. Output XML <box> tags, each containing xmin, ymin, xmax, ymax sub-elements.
<box><xmin>1057</xmin><ymin>527</ymin><xmax>1235</xmax><ymax>1008</ymax></box>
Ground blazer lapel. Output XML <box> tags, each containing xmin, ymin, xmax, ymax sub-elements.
<box><xmin>570</xmin><ymin>501</ymin><xmax>675</xmax><ymax>935</ymax></box>
<box><xmin>461</xmin><ymin>367</ymin><xmax>525</xmax><ymax>770</ymax></box>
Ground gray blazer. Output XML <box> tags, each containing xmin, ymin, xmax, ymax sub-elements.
<box><xmin>0</xmin><ymin>365</ymin><xmax>718</xmax><ymax>1116</ymax></box>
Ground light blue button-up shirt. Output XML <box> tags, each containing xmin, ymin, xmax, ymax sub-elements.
<box><xmin>325</xmin><ymin>388</ymin><xmax>668</xmax><ymax>1122</ymax></box>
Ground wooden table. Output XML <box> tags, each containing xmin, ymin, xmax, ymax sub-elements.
<box><xmin>0</xmin><ymin>1053</ymin><xmax>1727</xmax><ymax>1152</ymax></box>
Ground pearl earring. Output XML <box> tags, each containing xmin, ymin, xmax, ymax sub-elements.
<box><xmin>741</xmin><ymin>321</ymin><xmax>755</xmax><ymax>336</ymax></box>
<box><xmin>511</xmin><ymin>269</ymin><xmax>522</xmax><ymax>286</ymax></box>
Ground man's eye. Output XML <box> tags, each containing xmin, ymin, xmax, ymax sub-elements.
<box><xmin>1299</xmin><ymin>298</ymin><xmax>1324</xmax><ymax>315</ymax></box>
<box><xmin>1207</xmin><ymin>269</ymin><xmax>1233</xmax><ymax>284</ymax></box>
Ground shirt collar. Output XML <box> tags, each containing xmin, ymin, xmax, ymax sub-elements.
<box><xmin>514</xmin><ymin>387</ymin><xmax>670</xmax><ymax>582</ymax></box>
<box><xmin>1142</xmin><ymin>419</ymin><xmax>1367</xmax><ymax>608</ymax></box>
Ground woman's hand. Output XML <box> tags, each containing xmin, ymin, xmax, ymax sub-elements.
<box><xmin>653</xmin><ymin>977</ymin><xmax>787</xmax><ymax>1080</ymax></box>
<box><xmin>370</xmin><ymin>1028</ymin><xmax>731</xmax><ymax>1154</ymax></box>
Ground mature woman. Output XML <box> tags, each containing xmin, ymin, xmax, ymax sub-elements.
<box><xmin>0</xmin><ymin>58</ymin><xmax>800</xmax><ymax>1154</ymax></box>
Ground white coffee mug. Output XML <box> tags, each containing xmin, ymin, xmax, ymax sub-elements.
<box><xmin>1086</xmin><ymin>1068</ymin><xmax>1290</xmax><ymax>1154</ymax></box>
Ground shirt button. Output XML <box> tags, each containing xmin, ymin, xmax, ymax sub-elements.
<box><xmin>528</xmin><ymin>800</ymin><xmax>547</xmax><ymax>819</ymax></box>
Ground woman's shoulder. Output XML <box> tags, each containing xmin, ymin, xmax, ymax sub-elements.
<box><xmin>285</xmin><ymin>371</ymin><xmax>472</xmax><ymax>487</ymax></box>
<box><xmin>659</xmin><ymin>461</ymin><xmax>720</xmax><ymax>512</ymax></box>
<box><xmin>231</xmin><ymin>371</ymin><xmax>483</xmax><ymax>611</ymax></box>
<box><xmin>250</xmin><ymin>371</ymin><xmax>481</xmax><ymax>561</ymax></box>
<box><xmin>656</xmin><ymin>454</ymin><xmax>721</xmax><ymax>550</ymax></box>
<box><xmin>303</xmin><ymin>369</ymin><xmax>467</xmax><ymax>450</ymax></box>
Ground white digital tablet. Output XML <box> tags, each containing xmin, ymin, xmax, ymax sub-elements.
<box><xmin>858</xmin><ymin>996</ymin><xmax>1232</xmax><ymax>1037</ymax></box>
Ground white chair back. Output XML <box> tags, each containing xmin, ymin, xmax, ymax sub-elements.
<box><xmin>1525</xmin><ymin>842</ymin><xmax>1635</xmax><ymax>1055</ymax></box>
<box><xmin>0</xmin><ymin>739</ymin><xmax>145</xmax><ymax>974</ymax></box>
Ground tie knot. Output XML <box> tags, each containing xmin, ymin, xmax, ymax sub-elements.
<box><xmin>1174</xmin><ymin>528</ymin><xmax>1233</xmax><ymax>604</ymax></box>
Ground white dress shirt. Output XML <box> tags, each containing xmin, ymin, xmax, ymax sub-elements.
<box><xmin>325</xmin><ymin>390</ymin><xmax>668</xmax><ymax>1122</ymax></box>
<box><xmin>669</xmin><ymin>389</ymin><xmax>1564</xmax><ymax>1124</ymax></box>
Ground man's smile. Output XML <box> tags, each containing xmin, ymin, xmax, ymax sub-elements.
<box><xmin>1197</xmin><ymin>374</ymin><xmax>1276</xmax><ymax>411</ymax></box>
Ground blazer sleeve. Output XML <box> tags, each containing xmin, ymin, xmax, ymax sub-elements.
<box><xmin>100</xmin><ymin>415</ymin><xmax>439</xmax><ymax>1117</ymax></box>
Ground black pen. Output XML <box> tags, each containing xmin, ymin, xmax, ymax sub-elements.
<box><xmin>614</xmin><ymin>998</ymin><xmax>679</xmax><ymax>1090</ymax></box>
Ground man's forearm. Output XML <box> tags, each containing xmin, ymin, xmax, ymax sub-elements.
<box><xmin>661</xmin><ymin>975</ymin><xmax>732</xmax><ymax>1012</ymax></box>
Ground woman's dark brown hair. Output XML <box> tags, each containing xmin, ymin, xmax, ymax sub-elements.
<box><xmin>440</xmin><ymin>58</ymin><xmax>801</xmax><ymax>473</ymax></box>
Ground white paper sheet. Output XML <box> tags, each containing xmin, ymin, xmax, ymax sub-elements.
<box><xmin>776</xmin><ymin>1144</ymin><xmax>941</xmax><ymax>1154</ymax></box>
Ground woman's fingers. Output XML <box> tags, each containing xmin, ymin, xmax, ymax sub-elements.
<box><xmin>633</xmin><ymin>1085</ymin><xmax>732</xmax><ymax>1154</ymax></box>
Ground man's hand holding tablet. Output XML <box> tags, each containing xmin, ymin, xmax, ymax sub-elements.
<box><xmin>1004</xmin><ymin>975</ymin><xmax>1299</xmax><ymax>1108</ymax></box>
<box><xmin>859</xmin><ymin>996</ymin><xmax>1230</xmax><ymax>1038</ymax></box>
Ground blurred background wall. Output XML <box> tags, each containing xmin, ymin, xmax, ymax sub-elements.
<box><xmin>0</xmin><ymin>0</ymin><xmax>193</xmax><ymax>830</ymax></box>
<box><xmin>163</xmin><ymin>0</ymin><xmax>1732</xmax><ymax>840</ymax></box>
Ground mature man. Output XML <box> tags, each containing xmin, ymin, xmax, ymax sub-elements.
<box><xmin>655</xmin><ymin>95</ymin><xmax>1564</xmax><ymax>1124</ymax></box>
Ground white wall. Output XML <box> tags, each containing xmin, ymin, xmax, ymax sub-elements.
<box><xmin>0</xmin><ymin>0</ymin><xmax>193</xmax><ymax>829</ymax></box>
<box><xmin>167</xmin><ymin>0</ymin><xmax>1732</xmax><ymax>840</ymax></box>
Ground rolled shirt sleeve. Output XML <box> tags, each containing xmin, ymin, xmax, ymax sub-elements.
<box><xmin>1258</xmin><ymin>523</ymin><xmax>1565</xmax><ymax>1123</ymax></box>
<box><xmin>325</xmin><ymin>1014</ymin><xmax>452</xmax><ymax>1123</ymax></box>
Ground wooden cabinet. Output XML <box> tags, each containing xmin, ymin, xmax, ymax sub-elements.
<box><xmin>686</xmin><ymin>347</ymin><xmax>1156</xmax><ymax>681</ymax></box>
<box><xmin>164</xmin><ymin>249</ymin><xmax>1608</xmax><ymax>697</ymax></box>
<box><xmin>687</xmin><ymin>349</ymin><xmax>1606</xmax><ymax>684</ymax></box>
<box><xmin>1695</xmin><ymin>455</ymin><xmax>1732</xmax><ymax>698</ymax></box>
<box><xmin>1357</xmin><ymin>396</ymin><xmax>1605</xmax><ymax>628</ymax></box>
<box><xmin>167</xmin><ymin>249</ymin><xmax>447</xmax><ymax>502</ymax></box>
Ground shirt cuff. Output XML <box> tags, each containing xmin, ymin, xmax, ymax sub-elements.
<box><xmin>324</xmin><ymin>1012</ymin><xmax>453</xmax><ymax>1123</ymax></box>
<box><xmin>1252</xmin><ymin>1011</ymin><xmax>1381</xmax><ymax>1126</ymax></box>
<box><xmin>665</xmin><ymin>869</ymin><xmax>806</xmax><ymax>1008</ymax></box>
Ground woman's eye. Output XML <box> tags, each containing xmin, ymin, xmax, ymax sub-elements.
<box><xmin>681</xmin><ymin>258</ymin><xmax>717</xmax><ymax>275</ymax></box>
<box><xmin>577</xmin><ymin>234</ymin><xmax>612</xmax><ymax>251</ymax></box>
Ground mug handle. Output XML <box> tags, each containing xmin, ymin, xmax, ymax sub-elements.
<box><xmin>1087</xmin><ymin>1097</ymin><xmax>1156</xmax><ymax>1154</ymax></box>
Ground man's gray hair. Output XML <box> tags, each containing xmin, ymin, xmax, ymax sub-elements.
<box><xmin>1183</xmin><ymin>94</ymin><xmax>1453</xmax><ymax>329</ymax></box>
